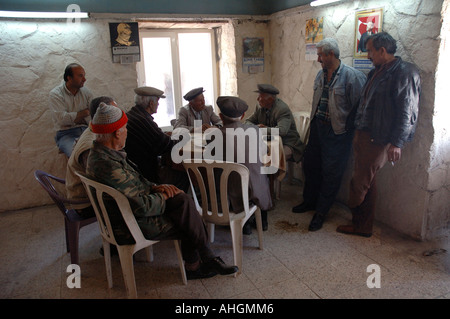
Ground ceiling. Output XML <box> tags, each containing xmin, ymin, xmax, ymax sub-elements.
<box><xmin>0</xmin><ymin>0</ymin><xmax>315</xmax><ymax>16</ymax></box>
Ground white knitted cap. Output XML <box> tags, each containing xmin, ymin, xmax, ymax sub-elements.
<box><xmin>91</xmin><ymin>102</ymin><xmax>127</xmax><ymax>134</ymax></box>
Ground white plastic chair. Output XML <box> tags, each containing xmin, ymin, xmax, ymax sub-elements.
<box><xmin>288</xmin><ymin>111</ymin><xmax>311</xmax><ymax>185</ymax></box>
<box><xmin>76</xmin><ymin>172</ymin><xmax>187</xmax><ymax>299</ymax></box>
<box><xmin>182</xmin><ymin>159</ymin><xmax>263</xmax><ymax>276</ymax></box>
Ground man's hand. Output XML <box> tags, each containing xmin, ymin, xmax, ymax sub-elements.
<box><xmin>201</xmin><ymin>123</ymin><xmax>212</xmax><ymax>132</ymax></box>
<box><xmin>387</xmin><ymin>144</ymin><xmax>402</xmax><ymax>163</ymax></box>
<box><xmin>152</xmin><ymin>184</ymin><xmax>183</xmax><ymax>200</ymax></box>
<box><xmin>74</xmin><ymin>108</ymin><xmax>90</xmax><ymax>124</ymax></box>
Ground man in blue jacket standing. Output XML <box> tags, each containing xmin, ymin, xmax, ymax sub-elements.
<box><xmin>292</xmin><ymin>38</ymin><xmax>366</xmax><ymax>232</ymax></box>
<box><xmin>337</xmin><ymin>32</ymin><xmax>421</xmax><ymax>238</ymax></box>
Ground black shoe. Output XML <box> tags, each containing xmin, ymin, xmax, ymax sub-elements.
<box><xmin>308</xmin><ymin>213</ymin><xmax>326</xmax><ymax>231</ymax></box>
<box><xmin>261</xmin><ymin>210</ymin><xmax>268</xmax><ymax>231</ymax></box>
<box><xmin>186</xmin><ymin>264</ymin><xmax>217</xmax><ymax>280</ymax></box>
<box><xmin>243</xmin><ymin>221</ymin><xmax>252</xmax><ymax>235</ymax></box>
<box><xmin>292</xmin><ymin>202</ymin><xmax>315</xmax><ymax>214</ymax></box>
<box><xmin>203</xmin><ymin>257</ymin><xmax>238</xmax><ymax>275</ymax></box>
<box><xmin>99</xmin><ymin>244</ymin><xmax>118</xmax><ymax>256</ymax></box>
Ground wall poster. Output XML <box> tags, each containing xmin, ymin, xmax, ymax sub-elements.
<box><xmin>109</xmin><ymin>22</ymin><xmax>141</xmax><ymax>63</ymax></box>
<box><xmin>305</xmin><ymin>17</ymin><xmax>324</xmax><ymax>61</ymax></box>
<box><xmin>243</xmin><ymin>37</ymin><xmax>264</xmax><ymax>73</ymax></box>
<box><xmin>354</xmin><ymin>8</ymin><xmax>383</xmax><ymax>58</ymax></box>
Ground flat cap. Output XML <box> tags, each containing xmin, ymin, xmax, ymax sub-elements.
<box><xmin>217</xmin><ymin>96</ymin><xmax>248</xmax><ymax>118</ymax></box>
<box><xmin>254</xmin><ymin>84</ymin><xmax>280</xmax><ymax>95</ymax></box>
<box><xmin>134</xmin><ymin>86</ymin><xmax>166</xmax><ymax>98</ymax></box>
<box><xmin>183</xmin><ymin>87</ymin><xmax>205</xmax><ymax>101</ymax></box>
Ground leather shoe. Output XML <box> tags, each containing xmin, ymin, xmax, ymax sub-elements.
<box><xmin>99</xmin><ymin>244</ymin><xmax>118</xmax><ymax>257</ymax></box>
<box><xmin>336</xmin><ymin>225</ymin><xmax>372</xmax><ymax>238</ymax></box>
<box><xmin>203</xmin><ymin>257</ymin><xmax>238</xmax><ymax>275</ymax></box>
<box><xmin>243</xmin><ymin>220</ymin><xmax>252</xmax><ymax>235</ymax></box>
<box><xmin>292</xmin><ymin>202</ymin><xmax>315</xmax><ymax>214</ymax></box>
<box><xmin>308</xmin><ymin>213</ymin><xmax>325</xmax><ymax>231</ymax></box>
<box><xmin>186</xmin><ymin>264</ymin><xmax>217</xmax><ymax>280</ymax></box>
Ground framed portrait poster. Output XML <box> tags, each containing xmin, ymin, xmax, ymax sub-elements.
<box><xmin>109</xmin><ymin>22</ymin><xmax>141</xmax><ymax>63</ymax></box>
<box><xmin>354</xmin><ymin>8</ymin><xmax>383</xmax><ymax>58</ymax></box>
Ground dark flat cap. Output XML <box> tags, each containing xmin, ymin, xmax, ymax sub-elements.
<box><xmin>254</xmin><ymin>84</ymin><xmax>279</xmax><ymax>95</ymax></box>
<box><xmin>217</xmin><ymin>96</ymin><xmax>248</xmax><ymax>118</ymax></box>
<box><xmin>183</xmin><ymin>87</ymin><xmax>205</xmax><ymax>101</ymax></box>
<box><xmin>134</xmin><ymin>86</ymin><xmax>166</xmax><ymax>98</ymax></box>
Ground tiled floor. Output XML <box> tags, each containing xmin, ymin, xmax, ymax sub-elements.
<box><xmin>1</xmin><ymin>181</ymin><xmax>449</xmax><ymax>299</ymax></box>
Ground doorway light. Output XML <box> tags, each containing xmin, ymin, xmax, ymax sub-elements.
<box><xmin>310</xmin><ymin>0</ymin><xmax>341</xmax><ymax>6</ymax></box>
<box><xmin>0</xmin><ymin>10</ymin><xmax>89</xmax><ymax>19</ymax></box>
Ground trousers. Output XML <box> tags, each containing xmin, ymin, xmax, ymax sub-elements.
<box><xmin>55</xmin><ymin>126</ymin><xmax>87</xmax><ymax>157</ymax></box>
<box><xmin>302</xmin><ymin>118</ymin><xmax>354</xmax><ymax>215</ymax></box>
<box><xmin>348</xmin><ymin>130</ymin><xmax>389</xmax><ymax>233</ymax></box>
<box><xmin>150</xmin><ymin>192</ymin><xmax>214</xmax><ymax>264</ymax></box>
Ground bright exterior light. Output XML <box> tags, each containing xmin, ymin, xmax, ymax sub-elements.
<box><xmin>0</xmin><ymin>10</ymin><xmax>89</xmax><ymax>19</ymax></box>
<box><xmin>310</xmin><ymin>0</ymin><xmax>341</xmax><ymax>7</ymax></box>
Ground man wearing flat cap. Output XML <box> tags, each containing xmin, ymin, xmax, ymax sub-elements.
<box><xmin>86</xmin><ymin>103</ymin><xmax>238</xmax><ymax>280</ymax></box>
<box><xmin>125</xmin><ymin>86</ymin><xmax>189</xmax><ymax>192</ymax></box>
<box><xmin>209</xmin><ymin>96</ymin><xmax>272</xmax><ymax>233</ymax></box>
<box><xmin>245</xmin><ymin>84</ymin><xmax>304</xmax><ymax>163</ymax></box>
<box><xmin>173</xmin><ymin>87</ymin><xmax>222</xmax><ymax>132</ymax></box>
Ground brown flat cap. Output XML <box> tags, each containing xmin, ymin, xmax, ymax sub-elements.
<box><xmin>134</xmin><ymin>86</ymin><xmax>166</xmax><ymax>98</ymax></box>
<box><xmin>183</xmin><ymin>87</ymin><xmax>205</xmax><ymax>101</ymax></box>
<box><xmin>217</xmin><ymin>96</ymin><xmax>248</xmax><ymax>118</ymax></box>
<box><xmin>254</xmin><ymin>84</ymin><xmax>280</xmax><ymax>95</ymax></box>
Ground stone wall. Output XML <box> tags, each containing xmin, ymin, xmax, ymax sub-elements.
<box><xmin>268</xmin><ymin>0</ymin><xmax>447</xmax><ymax>240</ymax></box>
<box><xmin>0</xmin><ymin>0</ymin><xmax>448</xmax><ymax>240</ymax></box>
<box><xmin>0</xmin><ymin>14</ymin><xmax>262</xmax><ymax>212</ymax></box>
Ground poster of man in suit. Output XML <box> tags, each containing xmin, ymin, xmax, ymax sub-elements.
<box><xmin>354</xmin><ymin>8</ymin><xmax>383</xmax><ymax>58</ymax></box>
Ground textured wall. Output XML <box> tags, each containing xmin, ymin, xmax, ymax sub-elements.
<box><xmin>268</xmin><ymin>0</ymin><xmax>447</xmax><ymax>239</ymax></box>
<box><xmin>0</xmin><ymin>0</ymin><xmax>448</xmax><ymax>240</ymax></box>
<box><xmin>0</xmin><ymin>17</ymin><xmax>139</xmax><ymax>210</ymax></box>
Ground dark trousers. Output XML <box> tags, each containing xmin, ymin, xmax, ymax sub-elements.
<box><xmin>348</xmin><ymin>130</ymin><xmax>389</xmax><ymax>233</ymax></box>
<box><xmin>151</xmin><ymin>193</ymin><xmax>214</xmax><ymax>264</ymax></box>
<box><xmin>302</xmin><ymin>118</ymin><xmax>354</xmax><ymax>215</ymax></box>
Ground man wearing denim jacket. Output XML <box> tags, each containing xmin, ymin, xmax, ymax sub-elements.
<box><xmin>292</xmin><ymin>38</ymin><xmax>366</xmax><ymax>232</ymax></box>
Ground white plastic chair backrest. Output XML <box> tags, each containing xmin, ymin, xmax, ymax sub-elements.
<box><xmin>293</xmin><ymin>111</ymin><xmax>311</xmax><ymax>144</ymax></box>
<box><xmin>76</xmin><ymin>172</ymin><xmax>147</xmax><ymax>247</ymax></box>
<box><xmin>182</xmin><ymin>159</ymin><xmax>251</xmax><ymax>225</ymax></box>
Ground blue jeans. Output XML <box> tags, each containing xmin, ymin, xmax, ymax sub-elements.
<box><xmin>302</xmin><ymin>118</ymin><xmax>354</xmax><ymax>215</ymax></box>
<box><xmin>55</xmin><ymin>126</ymin><xmax>87</xmax><ymax>157</ymax></box>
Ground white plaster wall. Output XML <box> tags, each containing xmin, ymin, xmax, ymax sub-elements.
<box><xmin>0</xmin><ymin>14</ymin><xmax>262</xmax><ymax>212</ymax></box>
<box><xmin>0</xmin><ymin>17</ymin><xmax>139</xmax><ymax>211</ymax></box>
<box><xmin>232</xmin><ymin>19</ymin><xmax>272</xmax><ymax>117</ymax></box>
<box><xmin>429</xmin><ymin>0</ymin><xmax>450</xmax><ymax>239</ymax></box>
<box><xmin>0</xmin><ymin>1</ymin><xmax>448</xmax><ymax>240</ymax></box>
<box><xmin>269</xmin><ymin>0</ymin><xmax>447</xmax><ymax>240</ymax></box>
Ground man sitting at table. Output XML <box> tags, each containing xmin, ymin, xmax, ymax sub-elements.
<box><xmin>125</xmin><ymin>86</ymin><xmax>189</xmax><ymax>192</ymax></box>
<box><xmin>173</xmin><ymin>87</ymin><xmax>222</xmax><ymax>133</ymax></box>
<box><xmin>245</xmin><ymin>84</ymin><xmax>304</xmax><ymax>163</ymax></box>
<box><xmin>208</xmin><ymin>96</ymin><xmax>273</xmax><ymax>233</ymax></box>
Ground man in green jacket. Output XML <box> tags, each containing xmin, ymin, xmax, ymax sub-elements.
<box><xmin>245</xmin><ymin>84</ymin><xmax>304</xmax><ymax>163</ymax></box>
<box><xmin>86</xmin><ymin>102</ymin><xmax>238</xmax><ymax>280</ymax></box>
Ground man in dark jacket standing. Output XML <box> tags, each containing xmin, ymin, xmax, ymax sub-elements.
<box><xmin>336</xmin><ymin>32</ymin><xmax>421</xmax><ymax>238</ymax></box>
